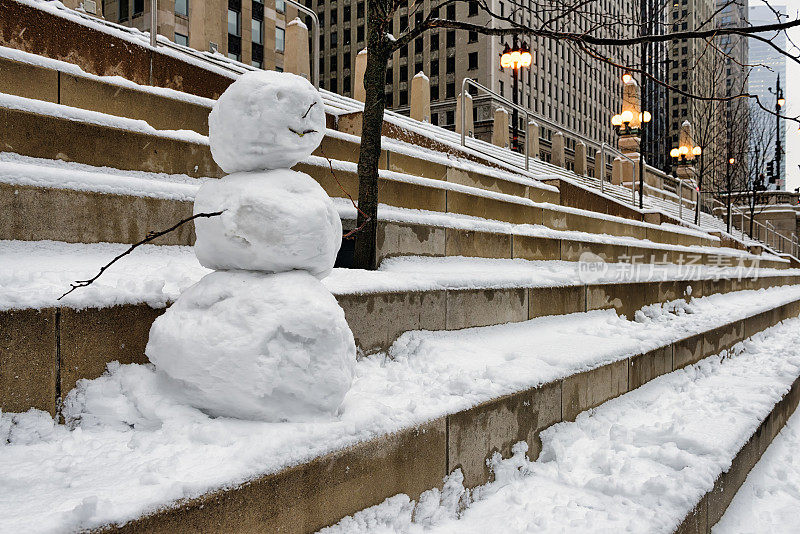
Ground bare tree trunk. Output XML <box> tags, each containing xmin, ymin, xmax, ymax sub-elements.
<box><xmin>353</xmin><ymin>4</ymin><xmax>391</xmax><ymax>270</ymax></box>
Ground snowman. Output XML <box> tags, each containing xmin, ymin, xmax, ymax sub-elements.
<box><xmin>145</xmin><ymin>70</ymin><xmax>356</xmax><ymax>422</ymax></box>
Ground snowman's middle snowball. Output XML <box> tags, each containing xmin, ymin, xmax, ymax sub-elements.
<box><xmin>194</xmin><ymin>169</ymin><xmax>342</xmax><ymax>278</ymax></box>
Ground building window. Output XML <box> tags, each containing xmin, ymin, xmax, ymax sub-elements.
<box><xmin>446</xmin><ymin>30</ymin><xmax>455</xmax><ymax>48</ymax></box>
<box><xmin>252</xmin><ymin>18</ymin><xmax>263</xmax><ymax>44</ymax></box>
<box><xmin>400</xmin><ymin>90</ymin><xmax>408</xmax><ymax>106</ymax></box>
<box><xmin>468</xmin><ymin>52</ymin><xmax>478</xmax><ymax>70</ymax></box>
<box><xmin>174</xmin><ymin>0</ymin><xmax>188</xmax><ymax>16</ymax></box>
<box><xmin>468</xmin><ymin>31</ymin><xmax>478</xmax><ymax>43</ymax></box>
<box><xmin>446</xmin><ymin>56</ymin><xmax>455</xmax><ymax>73</ymax></box>
<box><xmin>430</xmin><ymin>60</ymin><xmax>439</xmax><ymax>76</ymax></box>
<box><xmin>357</xmin><ymin>25</ymin><xmax>364</xmax><ymax>42</ymax></box>
<box><xmin>468</xmin><ymin>0</ymin><xmax>478</xmax><ymax>16</ymax></box>
<box><xmin>445</xmin><ymin>110</ymin><xmax>454</xmax><ymax>124</ymax></box>
<box><xmin>276</xmin><ymin>26</ymin><xmax>285</xmax><ymax>52</ymax></box>
<box><xmin>446</xmin><ymin>3</ymin><xmax>455</xmax><ymax>18</ymax></box>
<box><xmin>252</xmin><ymin>60</ymin><xmax>263</xmax><ymax>68</ymax></box>
<box><xmin>228</xmin><ymin>9</ymin><xmax>241</xmax><ymax>36</ymax></box>
<box><xmin>174</xmin><ymin>32</ymin><xmax>188</xmax><ymax>46</ymax></box>
<box><xmin>133</xmin><ymin>0</ymin><xmax>143</xmax><ymax>15</ymax></box>
<box><xmin>276</xmin><ymin>0</ymin><xmax>285</xmax><ymax>13</ymax></box>
<box><xmin>119</xmin><ymin>0</ymin><xmax>129</xmax><ymax>21</ymax></box>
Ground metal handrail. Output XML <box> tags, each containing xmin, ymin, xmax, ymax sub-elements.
<box><xmin>460</xmin><ymin>78</ymin><xmax>529</xmax><ymax>171</ymax></box>
<box><xmin>707</xmin><ymin>195</ymin><xmax>798</xmax><ymax>256</ymax></box>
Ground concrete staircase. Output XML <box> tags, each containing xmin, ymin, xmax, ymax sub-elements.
<box><xmin>2</xmin><ymin>4</ymin><xmax>800</xmax><ymax>533</ymax></box>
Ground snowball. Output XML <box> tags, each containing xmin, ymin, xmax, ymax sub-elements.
<box><xmin>193</xmin><ymin>169</ymin><xmax>342</xmax><ymax>278</ymax></box>
<box><xmin>208</xmin><ymin>70</ymin><xmax>325</xmax><ymax>173</ymax></box>
<box><xmin>146</xmin><ymin>270</ymin><xmax>356</xmax><ymax>422</ymax></box>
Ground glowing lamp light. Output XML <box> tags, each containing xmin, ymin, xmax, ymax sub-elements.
<box><xmin>639</xmin><ymin>111</ymin><xmax>652</xmax><ymax>123</ymax></box>
<box><xmin>679</xmin><ymin>145</ymin><xmax>689</xmax><ymax>155</ymax></box>
<box><xmin>621</xmin><ymin>110</ymin><xmax>634</xmax><ymax>123</ymax></box>
<box><xmin>778</xmin><ymin>97</ymin><xmax>786</xmax><ymax>107</ymax></box>
<box><xmin>729</xmin><ymin>157</ymin><xmax>736</xmax><ymax>164</ymax></box>
<box><xmin>622</xmin><ymin>72</ymin><xmax>633</xmax><ymax>84</ymax></box>
<box><xmin>611</xmin><ymin>114</ymin><xmax>623</xmax><ymax>126</ymax></box>
<box><xmin>692</xmin><ymin>146</ymin><xmax>702</xmax><ymax>156</ymax></box>
<box><xmin>670</xmin><ymin>148</ymin><xmax>680</xmax><ymax>158</ymax></box>
<box><xmin>500</xmin><ymin>44</ymin><xmax>533</xmax><ymax>70</ymax></box>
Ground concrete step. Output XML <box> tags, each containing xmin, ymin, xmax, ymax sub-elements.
<box><xmin>1</xmin><ymin>164</ymin><xmax>784</xmax><ymax>269</ymax></box>
<box><xmin>0</xmin><ymin>97</ymin><xmax>721</xmax><ymax>252</ymax></box>
<box><xmin>78</xmin><ymin>291</ymin><xmax>800</xmax><ymax>533</ymax></box>
<box><xmin>0</xmin><ymin>48</ymin><xmax>559</xmax><ymax>205</ymax></box>
<box><xmin>4</xmin><ymin>271</ymin><xmax>799</xmax><ymax>416</ymax></box>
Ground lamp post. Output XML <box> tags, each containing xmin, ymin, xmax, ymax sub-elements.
<box><xmin>670</xmin><ymin>142</ymin><xmax>701</xmax><ymax>224</ymax></box>
<box><xmin>768</xmin><ymin>76</ymin><xmax>785</xmax><ymax>190</ymax></box>
<box><xmin>611</xmin><ymin>73</ymin><xmax>651</xmax><ymax>208</ymax></box>
<box><xmin>500</xmin><ymin>37</ymin><xmax>532</xmax><ymax>152</ymax></box>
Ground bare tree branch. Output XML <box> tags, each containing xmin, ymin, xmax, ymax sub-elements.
<box><xmin>58</xmin><ymin>211</ymin><xmax>224</xmax><ymax>300</ymax></box>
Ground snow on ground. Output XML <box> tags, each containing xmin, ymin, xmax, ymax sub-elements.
<box><xmin>1</xmin><ymin>240</ymin><xmax>797</xmax><ymax>311</ymax></box>
<box><xmin>713</xmin><ymin>402</ymin><xmax>800</xmax><ymax>533</ymax></box>
<box><xmin>322</xmin><ymin>318</ymin><xmax>800</xmax><ymax>534</ymax></box>
<box><xmin>1</xmin><ymin>288</ymin><xmax>800</xmax><ymax>532</ymax></box>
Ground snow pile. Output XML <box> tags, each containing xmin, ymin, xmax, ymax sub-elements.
<box><xmin>208</xmin><ymin>70</ymin><xmax>325</xmax><ymax>172</ymax></box>
<box><xmin>194</xmin><ymin>170</ymin><xmax>341</xmax><ymax>276</ymax></box>
<box><xmin>148</xmin><ymin>71</ymin><xmax>355</xmax><ymax>422</ymax></box>
<box><xmin>146</xmin><ymin>271</ymin><xmax>354</xmax><ymax>421</ymax></box>
<box><xmin>714</xmin><ymin>406</ymin><xmax>800</xmax><ymax>533</ymax></box>
<box><xmin>324</xmin><ymin>319</ymin><xmax>800</xmax><ymax>533</ymax></box>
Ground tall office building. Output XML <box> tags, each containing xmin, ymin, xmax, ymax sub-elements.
<box><xmin>642</xmin><ymin>0</ymin><xmax>670</xmax><ymax>174</ymax></box>
<box><xmin>96</xmin><ymin>0</ymin><xmax>296</xmax><ymax>72</ymax></box>
<box><xmin>717</xmin><ymin>0</ymin><xmax>749</xmax><ymax>187</ymax></box>
<box><xmin>749</xmin><ymin>4</ymin><xmax>787</xmax><ymax>189</ymax></box>
<box><xmin>337</xmin><ymin>0</ymin><xmax>639</xmax><ymax>171</ymax></box>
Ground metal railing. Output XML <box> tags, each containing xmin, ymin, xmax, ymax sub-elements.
<box><xmin>706</xmin><ymin>196</ymin><xmax>799</xmax><ymax>257</ymax></box>
<box><xmin>460</xmin><ymin>78</ymin><xmax>530</xmax><ymax>170</ymax></box>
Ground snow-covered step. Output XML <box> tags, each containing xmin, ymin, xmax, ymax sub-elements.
<box><xmin>714</xmin><ymin>401</ymin><xmax>800</xmax><ymax>533</ymax></box>
<box><xmin>0</xmin><ymin>45</ymin><xmax>558</xmax><ymax>203</ymax></box>
<box><xmin>3</xmin><ymin>239</ymin><xmax>799</xmax><ymax>415</ymax></box>
<box><xmin>4</xmin><ymin>288</ymin><xmax>800</xmax><ymax>533</ymax></box>
<box><xmin>0</xmin><ymin>151</ymin><xmax>744</xmax><ymax>264</ymax></box>
<box><xmin>324</xmin><ymin>318</ymin><xmax>800</xmax><ymax>534</ymax></box>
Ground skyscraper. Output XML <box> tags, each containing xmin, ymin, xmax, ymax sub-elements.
<box><xmin>749</xmin><ymin>4</ymin><xmax>787</xmax><ymax>189</ymax></box>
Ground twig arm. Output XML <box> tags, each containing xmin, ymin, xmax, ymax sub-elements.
<box><xmin>58</xmin><ymin>211</ymin><xmax>224</xmax><ymax>301</ymax></box>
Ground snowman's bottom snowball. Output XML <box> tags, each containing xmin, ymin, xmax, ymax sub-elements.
<box><xmin>145</xmin><ymin>270</ymin><xmax>356</xmax><ymax>422</ymax></box>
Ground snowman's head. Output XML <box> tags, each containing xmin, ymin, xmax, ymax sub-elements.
<box><xmin>209</xmin><ymin>70</ymin><xmax>326</xmax><ymax>173</ymax></box>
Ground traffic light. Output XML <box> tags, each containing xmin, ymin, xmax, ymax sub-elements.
<box><xmin>767</xmin><ymin>160</ymin><xmax>776</xmax><ymax>184</ymax></box>
<box><xmin>757</xmin><ymin>173</ymin><xmax>766</xmax><ymax>191</ymax></box>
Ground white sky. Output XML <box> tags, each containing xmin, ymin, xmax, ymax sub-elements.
<box><xmin>784</xmin><ymin>20</ymin><xmax>799</xmax><ymax>191</ymax></box>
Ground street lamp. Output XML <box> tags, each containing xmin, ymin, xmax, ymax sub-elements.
<box><xmin>769</xmin><ymin>75</ymin><xmax>785</xmax><ymax>189</ymax></box>
<box><xmin>500</xmin><ymin>37</ymin><xmax>532</xmax><ymax>152</ymax></box>
<box><xmin>611</xmin><ymin>74</ymin><xmax>652</xmax><ymax>136</ymax></box>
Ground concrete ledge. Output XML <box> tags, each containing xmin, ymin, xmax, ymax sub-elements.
<box><xmin>94</xmin><ymin>292</ymin><xmax>800</xmax><ymax>533</ymax></box>
<box><xmin>447</xmin><ymin>382</ymin><xmax>562</xmax><ymax>488</ymax></box>
<box><xmin>675</xmin><ymin>374</ymin><xmax>800</xmax><ymax>533</ymax></box>
<box><xmin>0</xmin><ymin>107</ymin><xmax>221</xmax><ymax>178</ymax></box>
<box><xmin>0</xmin><ymin>183</ymin><xmax>194</xmax><ymax>245</ymax></box>
<box><xmin>107</xmin><ymin>418</ymin><xmax>447</xmax><ymax>534</ymax></box>
<box><xmin>4</xmin><ymin>277</ymin><xmax>800</xmax><ymax>414</ymax></box>
<box><xmin>0</xmin><ymin>308</ymin><xmax>57</xmax><ymax>415</ymax></box>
